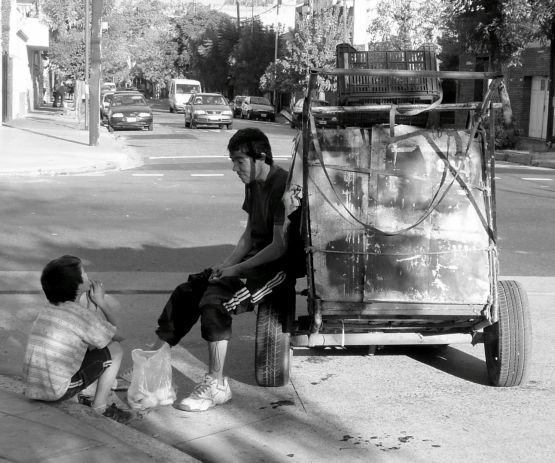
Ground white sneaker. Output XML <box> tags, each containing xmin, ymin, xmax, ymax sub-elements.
<box><xmin>176</xmin><ymin>375</ymin><xmax>232</xmax><ymax>412</ymax></box>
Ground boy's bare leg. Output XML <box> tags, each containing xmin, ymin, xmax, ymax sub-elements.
<box><xmin>92</xmin><ymin>341</ymin><xmax>122</xmax><ymax>411</ymax></box>
<box><xmin>208</xmin><ymin>340</ymin><xmax>228</xmax><ymax>385</ymax></box>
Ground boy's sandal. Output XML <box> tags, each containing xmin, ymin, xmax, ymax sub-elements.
<box><xmin>78</xmin><ymin>394</ymin><xmax>93</xmax><ymax>407</ymax></box>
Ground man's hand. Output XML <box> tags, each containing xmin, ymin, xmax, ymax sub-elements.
<box><xmin>210</xmin><ymin>264</ymin><xmax>224</xmax><ymax>280</ymax></box>
<box><xmin>88</xmin><ymin>280</ymin><xmax>106</xmax><ymax>306</ymax></box>
<box><xmin>219</xmin><ymin>265</ymin><xmax>242</xmax><ymax>278</ymax></box>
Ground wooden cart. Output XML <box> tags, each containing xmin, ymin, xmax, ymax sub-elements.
<box><xmin>254</xmin><ymin>56</ymin><xmax>532</xmax><ymax>389</ymax></box>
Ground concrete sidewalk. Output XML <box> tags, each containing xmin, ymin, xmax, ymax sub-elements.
<box><xmin>0</xmin><ymin>375</ymin><xmax>195</xmax><ymax>462</ymax></box>
<box><xmin>0</xmin><ymin>104</ymin><xmax>142</xmax><ymax>176</ymax></box>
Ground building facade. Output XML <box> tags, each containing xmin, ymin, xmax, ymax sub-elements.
<box><xmin>1</xmin><ymin>0</ymin><xmax>48</xmax><ymax>122</ymax></box>
<box><xmin>457</xmin><ymin>43</ymin><xmax>553</xmax><ymax>140</ymax></box>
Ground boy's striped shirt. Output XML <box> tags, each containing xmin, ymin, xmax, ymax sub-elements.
<box><xmin>23</xmin><ymin>301</ymin><xmax>116</xmax><ymax>400</ymax></box>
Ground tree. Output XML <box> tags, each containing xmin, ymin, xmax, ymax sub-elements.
<box><xmin>231</xmin><ymin>20</ymin><xmax>277</xmax><ymax>95</ymax></box>
<box><xmin>192</xmin><ymin>20</ymin><xmax>240</xmax><ymax>94</ymax></box>
<box><xmin>367</xmin><ymin>0</ymin><xmax>447</xmax><ymax>50</ymax></box>
<box><xmin>447</xmin><ymin>0</ymin><xmax>555</xmax><ymax>69</ymax></box>
<box><xmin>261</xmin><ymin>5</ymin><xmax>350</xmax><ymax>96</ymax></box>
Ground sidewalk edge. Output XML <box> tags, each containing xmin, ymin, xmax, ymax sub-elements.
<box><xmin>0</xmin><ymin>373</ymin><xmax>197</xmax><ymax>463</ymax></box>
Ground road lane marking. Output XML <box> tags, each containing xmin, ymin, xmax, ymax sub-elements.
<box><xmin>74</xmin><ymin>173</ymin><xmax>106</xmax><ymax>177</ymax></box>
<box><xmin>521</xmin><ymin>178</ymin><xmax>553</xmax><ymax>181</ymax></box>
<box><xmin>132</xmin><ymin>173</ymin><xmax>164</xmax><ymax>177</ymax></box>
<box><xmin>190</xmin><ymin>173</ymin><xmax>224</xmax><ymax>177</ymax></box>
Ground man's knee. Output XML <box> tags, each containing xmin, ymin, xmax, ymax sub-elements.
<box><xmin>200</xmin><ymin>304</ymin><xmax>232</xmax><ymax>342</ymax></box>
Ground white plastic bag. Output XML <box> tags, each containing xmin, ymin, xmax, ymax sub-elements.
<box><xmin>127</xmin><ymin>344</ymin><xmax>176</xmax><ymax>410</ymax></box>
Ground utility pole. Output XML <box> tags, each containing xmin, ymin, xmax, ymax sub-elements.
<box><xmin>89</xmin><ymin>0</ymin><xmax>103</xmax><ymax>146</ymax></box>
<box><xmin>236</xmin><ymin>1</ymin><xmax>240</xmax><ymax>29</ymax></box>
<box><xmin>273</xmin><ymin>0</ymin><xmax>281</xmax><ymax>107</ymax></box>
<box><xmin>85</xmin><ymin>0</ymin><xmax>90</xmax><ymax>130</ymax></box>
<box><xmin>546</xmin><ymin>15</ymin><xmax>555</xmax><ymax>147</ymax></box>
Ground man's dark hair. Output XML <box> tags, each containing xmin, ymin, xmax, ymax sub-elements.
<box><xmin>227</xmin><ymin>127</ymin><xmax>273</xmax><ymax>165</ymax></box>
<box><xmin>41</xmin><ymin>255</ymin><xmax>83</xmax><ymax>305</ymax></box>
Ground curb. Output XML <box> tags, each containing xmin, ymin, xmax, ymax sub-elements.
<box><xmin>0</xmin><ymin>373</ymin><xmax>195</xmax><ymax>462</ymax></box>
<box><xmin>495</xmin><ymin>150</ymin><xmax>555</xmax><ymax>169</ymax></box>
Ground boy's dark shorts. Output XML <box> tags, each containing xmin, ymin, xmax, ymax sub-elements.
<box><xmin>60</xmin><ymin>347</ymin><xmax>112</xmax><ymax>400</ymax></box>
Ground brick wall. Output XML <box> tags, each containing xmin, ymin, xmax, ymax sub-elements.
<box><xmin>506</xmin><ymin>46</ymin><xmax>551</xmax><ymax>136</ymax></box>
<box><xmin>455</xmin><ymin>45</ymin><xmax>551</xmax><ymax>137</ymax></box>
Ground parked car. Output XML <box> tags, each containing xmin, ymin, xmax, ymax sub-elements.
<box><xmin>101</xmin><ymin>82</ymin><xmax>116</xmax><ymax>95</ymax></box>
<box><xmin>184</xmin><ymin>93</ymin><xmax>233</xmax><ymax>129</ymax></box>
<box><xmin>241</xmin><ymin>96</ymin><xmax>275</xmax><ymax>121</ymax></box>
<box><xmin>290</xmin><ymin>98</ymin><xmax>339</xmax><ymax>129</ymax></box>
<box><xmin>232</xmin><ymin>95</ymin><xmax>246</xmax><ymax>117</ymax></box>
<box><xmin>106</xmin><ymin>92</ymin><xmax>153</xmax><ymax>131</ymax></box>
<box><xmin>100</xmin><ymin>92</ymin><xmax>114</xmax><ymax>123</ymax></box>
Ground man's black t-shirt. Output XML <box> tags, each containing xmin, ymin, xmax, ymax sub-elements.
<box><xmin>242</xmin><ymin>165</ymin><xmax>288</xmax><ymax>257</ymax></box>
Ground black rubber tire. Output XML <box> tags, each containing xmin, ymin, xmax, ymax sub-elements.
<box><xmin>255</xmin><ymin>302</ymin><xmax>291</xmax><ymax>387</ymax></box>
<box><xmin>169</xmin><ymin>106</ymin><xmax>174</xmax><ymax>113</ymax></box>
<box><xmin>227</xmin><ymin>124</ymin><xmax>232</xmax><ymax>130</ymax></box>
<box><xmin>247</xmin><ymin>111</ymin><xmax>253</xmax><ymax>120</ymax></box>
<box><xmin>484</xmin><ymin>280</ymin><xmax>532</xmax><ymax>387</ymax></box>
<box><xmin>147</xmin><ymin>123</ymin><xmax>153</xmax><ymax>131</ymax></box>
<box><xmin>191</xmin><ymin>120</ymin><xmax>197</xmax><ymax>129</ymax></box>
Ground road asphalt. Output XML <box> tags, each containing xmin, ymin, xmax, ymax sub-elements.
<box><xmin>1</xmin><ymin>105</ymin><xmax>555</xmax><ymax>463</ymax></box>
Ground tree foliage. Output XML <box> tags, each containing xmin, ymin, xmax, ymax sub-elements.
<box><xmin>367</xmin><ymin>0</ymin><xmax>447</xmax><ymax>50</ymax></box>
<box><xmin>446</xmin><ymin>0</ymin><xmax>555</xmax><ymax>68</ymax></box>
<box><xmin>262</xmin><ymin>6</ymin><xmax>350</xmax><ymax>95</ymax></box>
<box><xmin>232</xmin><ymin>20</ymin><xmax>277</xmax><ymax>95</ymax></box>
<box><xmin>102</xmin><ymin>0</ymin><xmax>179</xmax><ymax>86</ymax></box>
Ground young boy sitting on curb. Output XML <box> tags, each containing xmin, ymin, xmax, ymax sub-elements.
<box><xmin>22</xmin><ymin>255</ymin><xmax>131</xmax><ymax>423</ymax></box>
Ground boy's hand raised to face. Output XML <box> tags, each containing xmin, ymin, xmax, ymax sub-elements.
<box><xmin>88</xmin><ymin>280</ymin><xmax>106</xmax><ymax>306</ymax></box>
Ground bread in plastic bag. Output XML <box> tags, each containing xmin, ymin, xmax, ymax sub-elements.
<box><xmin>127</xmin><ymin>343</ymin><xmax>176</xmax><ymax>410</ymax></box>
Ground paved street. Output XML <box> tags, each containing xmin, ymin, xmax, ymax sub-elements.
<box><xmin>1</xmin><ymin>110</ymin><xmax>555</xmax><ymax>462</ymax></box>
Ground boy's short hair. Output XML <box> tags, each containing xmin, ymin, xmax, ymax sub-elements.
<box><xmin>227</xmin><ymin>128</ymin><xmax>273</xmax><ymax>165</ymax></box>
<box><xmin>41</xmin><ymin>255</ymin><xmax>83</xmax><ymax>305</ymax></box>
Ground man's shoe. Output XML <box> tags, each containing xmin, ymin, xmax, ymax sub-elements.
<box><xmin>175</xmin><ymin>375</ymin><xmax>232</xmax><ymax>412</ymax></box>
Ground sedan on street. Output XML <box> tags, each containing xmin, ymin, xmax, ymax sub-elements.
<box><xmin>107</xmin><ymin>92</ymin><xmax>153</xmax><ymax>131</ymax></box>
<box><xmin>232</xmin><ymin>95</ymin><xmax>246</xmax><ymax>117</ymax></box>
<box><xmin>240</xmin><ymin>96</ymin><xmax>275</xmax><ymax>121</ymax></box>
<box><xmin>290</xmin><ymin>98</ymin><xmax>338</xmax><ymax>129</ymax></box>
<box><xmin>184</xmin><ymin>93</ymin><xmax>233</xmax><ymax>129</ymax></box>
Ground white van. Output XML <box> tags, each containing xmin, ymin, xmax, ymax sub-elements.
<box><xmin>168</xmin><ymin>78</ymin><xmax>202</xmax><ymax>113</ymax></box>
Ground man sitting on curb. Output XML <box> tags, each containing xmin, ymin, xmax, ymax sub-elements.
<box><xmin>147</xmin><ymin>128</ymin><xmax>296</xmax><ymax>412</ymax></box>
<box><xmin>22</xmin><ymin>255</ymin><xmax>132</xmax><ymax>423</ymax></box>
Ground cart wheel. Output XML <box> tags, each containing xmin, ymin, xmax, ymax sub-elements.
<box><xmin>484</xmin><ymin>280</ymin><xmax>532</xmax><ymax>387</ymax></box>
<box><xmin>255</xmin><ymin>302</ymin><xmax>291</xmax><ymax>387</ymax></box>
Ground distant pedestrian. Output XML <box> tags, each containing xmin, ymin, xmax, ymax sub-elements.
<box><xmin>22</xmin><ymin>255</ymin><xmax>132</xmax><ymax>423</ymax></box>
<box><xmin>56</xmin><ymin>83</ymin><xmax>67</xmax><ymax>107</ymax></box>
